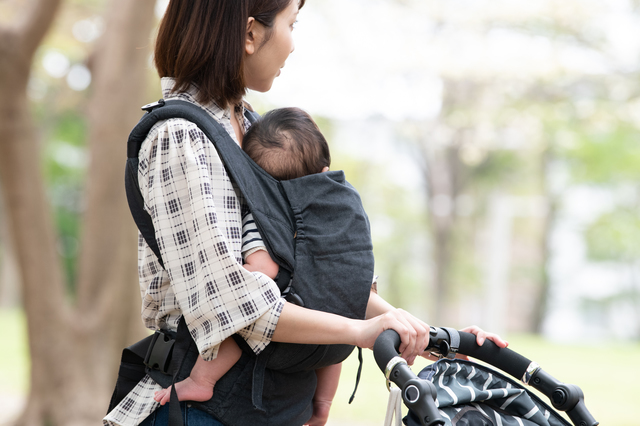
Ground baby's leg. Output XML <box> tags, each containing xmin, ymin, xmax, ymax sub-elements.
<box><xmin>305</xmin><ymin>363</ymin><xmax>342</xmax><ymax>426</ymax></box>
<box><xmin>154</xmin><ymin>337</ymin><xmax>242</xmax><ymax>405</ymax></box>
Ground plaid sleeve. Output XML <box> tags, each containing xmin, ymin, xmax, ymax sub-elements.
<box><xmin>103</xmin><ymin>375</ymin><xmax>162</xmax><ymax>426</ymax></box>
<box><xmin>143</xmin><ymin>119</ymin><xmax>284</xmax><ymax>360</ymax></box>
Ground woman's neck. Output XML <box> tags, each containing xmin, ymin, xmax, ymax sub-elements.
<box><xmin>229</xmin><ymin>102</ymin><xmax>244</xmax><ymax>145</ymax></box>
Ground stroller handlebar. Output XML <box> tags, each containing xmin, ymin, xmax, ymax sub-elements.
<box><xmin>373</xmin><ymin>328</ymin><xmax>599</xmax><ymax>426</ymax></box>
<box><xmin>455</xmin><ymin>329</ymin><xmax>532</xmax><ymax>380</ymax></box>
<box><xmin>373</xmin><ymin>327</ymin><xmax>403</xmax><ymax>372</ymax></box>
<box><xmin>374</xmin><ymin>327</ymin><xmax>532</xmax><ymax>381</ymax></box>
<box><xmin>373</xmin><ymin>329</ymin><xmax>445</xmax><ymax>426</ymax></box>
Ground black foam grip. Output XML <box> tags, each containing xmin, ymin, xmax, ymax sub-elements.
<box><xmin>373</xmin><ymin>329</ymin><xmax>402</xmax><ymax>372</ymax></box>
<box><xmin>457</xmin><ymin>331</ymin><xmax>531</xmax><ymax>380</ymax></box>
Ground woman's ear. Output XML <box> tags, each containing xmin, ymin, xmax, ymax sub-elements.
<box><xmin>245</xmin><ymin>17</ymin><xmax>264</xmax><ymax>55</ymax></box>
<box><xmin>321</xmin><ymin>166</ymin><xmax>330</xmax><ymax>173</ymax></box>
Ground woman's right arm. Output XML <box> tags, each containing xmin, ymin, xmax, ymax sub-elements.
<box><xmin>272</xmin><ymin>301</ymin><xmax>430</xmax><ymax>362</ymax></box>
<box><xmin>141</xmin><ymin>120</ymin><xmax>285</xmax><ymax>360</ymax></box>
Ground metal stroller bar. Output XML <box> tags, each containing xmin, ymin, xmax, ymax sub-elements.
<box><xmin>373</xmin><ymin>328</ymin><xmax>599</xmax><ymax>426</ymax></box>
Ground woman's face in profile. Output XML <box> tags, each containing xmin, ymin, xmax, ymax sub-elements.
<box><xmin>244</xmin><ymin>0</ymin><xmax>299</xmax><ymax>93</ymax></box>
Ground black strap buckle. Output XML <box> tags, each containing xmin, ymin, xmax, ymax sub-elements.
<box><xmin>440</xmin><ymin>327</ymin><xmax>460</xmax><ymax>359</ymax></box>
<box><xmin>144</xmin><ymin>330</ymin><xmax>175</xmax><ymax>375</ymax></box>
<box><xmin>141</xmin><ymin>99</ymin><xmax>165</xmax><ymax>113</ymax></box>
<box><xmin>428</xmin><ymin>326</ymin><xmax>460</xmax><ymax>360</ymax></box>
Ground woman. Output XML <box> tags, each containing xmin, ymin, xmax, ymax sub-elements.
<box><xmin>104</xmin><ymin>1</ymin><xmax>507</xmax><ymax>425</ymax></box>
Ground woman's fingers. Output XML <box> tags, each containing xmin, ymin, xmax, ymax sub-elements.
<box><xmin>461</xmin><ymin>325</ymin><xmax>487</xmax><ymax>345</ymax></box>
<box><xmin>404</xmin><ymin>311</ymin><xmax>430</xmax><ymax>354</ymax></box>
<box><xmin>382</xmin><ymin>309</ymin><xmax>429</xmax><ymax>365</ymax></box>
<box><xmin>460</xmin><ymin>325</ymin><xmax>509</xmax><ymax>348</ymax></box>
<box><xmin>485</xmin><ymin>332</ymin><xmax>508</xmax><ymax>348</ymax></box>
<box><xmin>356</xmin><ymin>312</ymin><xmax>405</xmax><ymax>350</ymax></box>
<box><xmin>388</xmin><ymin>310</ymin><xmax>417</xmax><ymax>361</ymax></box>
<box><xmin>357</xmin><ymin>309</ymin><xmax>431</xmax><ymax>364</ymax></box>
<box><xmin>381</xmin><ymin>310</ymin><xmax>414</xmax><ymax>357</ymax></box>
<box><xmin>396</xmin><ymin>310</ymin><xmax>429</xmax><ymax>364</ymax></box>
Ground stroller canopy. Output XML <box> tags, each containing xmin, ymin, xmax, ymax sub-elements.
<box><xmin>405</xmin><ymin>359</ymin><xmax>571</xmax><ymax>426</ymax></box>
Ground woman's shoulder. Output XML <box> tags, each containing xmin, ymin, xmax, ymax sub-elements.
<box><xmin>139</xmin><ymin>118</ymin><xmax>219</xmax><ymax>164</ymax></box>
<box><xmin>143</xmin><ymin>117</ymin><xmax>208</xmax><ymax>145</ymax></box>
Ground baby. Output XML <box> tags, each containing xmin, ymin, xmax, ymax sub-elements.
<box><xmin>154</xmin><ymin>107</ymin><xmax>338</xmax><ymax>425</ymax></box>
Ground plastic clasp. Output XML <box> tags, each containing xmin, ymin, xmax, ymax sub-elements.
<box><xmin>144</xmin><ymin>330</ymin><xmax>175</xmax><ymax>375</ymax></box>
<box><xmin>141</xmin><ymin>99</ymin><xmax>166</xmax><ymax>112</ymax></box>
<box><xmin>428</xmin><ymin>326</ymin><xmax>459</xmax><ymax>359</ymax></box>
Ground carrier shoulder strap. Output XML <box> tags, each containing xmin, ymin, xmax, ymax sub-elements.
<box><xmin>124</xmin><ymin>99</ymin><xmax>294</xmax><ymax>291</ymax></box>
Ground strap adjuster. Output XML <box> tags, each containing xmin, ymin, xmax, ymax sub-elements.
<box><xmin>144</xmin><ymin>330</ymin><xmax>175</xmax><ymax>375</ymax></box>
<box><xmin>441</xmin><ymin>327</ymin><xmax>460</xmax><ymax>359</ymax></box>
<box><xmin>429</xmin><ymin>326</ymin><xmax>460</xmax><ymax>360</ymax></box>
<box><xmin>141</xmin><ymin>99</ymin><xmax>166</xmax><ymax>112</ymax></box>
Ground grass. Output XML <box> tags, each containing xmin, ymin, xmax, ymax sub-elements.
<box><xmin>2</xmin><ymin>308</ymin><xmax>639</xmax><ymax>425</ymax></box>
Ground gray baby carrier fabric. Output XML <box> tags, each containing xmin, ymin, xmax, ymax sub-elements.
<box><xmin>122</xmin><ymin>99</ymin><xmax>374</xmax><ymax>425</ymax></box>
<box><xmin>405</xmin><ymin>360</ymin><xmax>571</xmax><ymax>426</ymax></box>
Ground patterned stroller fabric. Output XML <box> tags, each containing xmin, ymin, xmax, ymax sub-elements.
<box><xmin>405</xmin><ymin>359</ymin><xmax>571</xmax><ymax>426</ymax></box>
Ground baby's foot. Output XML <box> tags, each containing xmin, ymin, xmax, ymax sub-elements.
<box><xmin>153</xmin><ymin>377</ymin><xmax>214</xmax><ymax>405</ymax></box>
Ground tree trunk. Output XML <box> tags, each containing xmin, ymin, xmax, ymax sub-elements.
<box><xmin>0</xmin><ymin>2</ymin><xmax>67</xmax><ymax>425</ymax></box>
<box><xmin>532</xmin><ymin>148</ymin><xmax>556</xmax><ymax>334</ymax></box>
<box><xmin>0</xmin><ymin>186</ymin><xmax>22</xmax><ymax>308</ymax></box>
<box><xmin>419</xmin><ymin>79</ymin><xmax>487</xmax><ymax>327</ymax></box>
<box><xmin>423</xmin><ymin>143</ymin><xmax>459</xmax><ymax>326</ymax></box>
<box><xmin>75</xmin><ymin>0</ymin><xmax>156</xmax><ymax>404</ymax></box>
<box><xmin>0</xmin><ymin>0</ymin><xmax>155</xmax><ymax>424</ymax></box>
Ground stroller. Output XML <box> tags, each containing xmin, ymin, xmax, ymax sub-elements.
<box><xmin>373</xmin><ymin>328</ymin><xmax>599</xmax><ymax>426</ymax></box>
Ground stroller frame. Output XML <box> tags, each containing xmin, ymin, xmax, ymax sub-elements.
<box><xmin>372</xmin><ymin>328</ymin><xmax>599</xmax><ymax>426</ymax></box>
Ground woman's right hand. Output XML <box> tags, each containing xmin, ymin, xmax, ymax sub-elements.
<box><xmin>356</xmin><ymin>309</ymin><xmax>430</xmax><ymax>365</ymax></box>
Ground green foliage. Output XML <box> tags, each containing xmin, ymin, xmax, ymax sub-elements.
<box><xmin>566</xmin><ymin>123</ymin><xmax>640</xmax><ymax>185</ymax></box>
<box><xmin>470</xmin><ymin>149</ymin><xmax>523</xmax><ymax>190</ymax></box>
<box><xmin>26</xmin><ymin>0</ymin><xmax>101</xmax><ymax>296</ymax></box>
<box><xmin>585</xmin><ymin>207</ymin><xmax>640</xmax><ymax>261</ymax></box>
<box><xmin>42</xmin><ymin>110</ymin><xmax>88</xmax><ymax>295</ymax></box>
<box><xmin>43</xmin><ymin>111</ymin><xmax>88</xmax><ymax>179</ymax></box>
<box><xmin>556</xmin><ymin>113</ymin><xmax>640</xmax><ymax>266</ymax></box>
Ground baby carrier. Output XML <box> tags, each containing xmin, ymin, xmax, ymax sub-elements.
<box><xmin>373</xmin><ymin>328</ymin><xmax>599</xmax><ymax>426</ymax></box>
<box><xmin>109</xmin><ymin>99</ymin><xmax>374</xmax><ymax>425</ymax></box>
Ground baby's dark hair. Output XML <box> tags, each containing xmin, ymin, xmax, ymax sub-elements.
<box><xmin>243</xmin><ymin>107</ymin><xmax>331</xmax><ymax>180</ymax></box>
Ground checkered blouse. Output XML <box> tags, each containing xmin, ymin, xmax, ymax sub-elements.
<box><xmin>104</xmin><ymin>78</ymin><xmax>285</xmax><ymax>426</ymax></box>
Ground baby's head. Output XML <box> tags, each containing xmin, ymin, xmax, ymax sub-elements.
<box><xmin>243</xmin><ymin>107</ymin><xmax>331</xmax><ymax>180</ymax></box>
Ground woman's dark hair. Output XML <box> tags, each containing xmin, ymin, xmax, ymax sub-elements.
<box><xmin>243</xmin><ymin>107</ymin><xmax>331</xmax><ymax>181</ymax></box>
<box><xmin>155</xmin><ymin>0</ymin><xmax>304</xmax><ymax>108</ymax></box>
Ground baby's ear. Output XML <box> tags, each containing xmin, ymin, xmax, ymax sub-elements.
<box><xmin>321</xmin><ymin>166</ymin><xmax>329</xmax><ymax>173</ymax></box>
